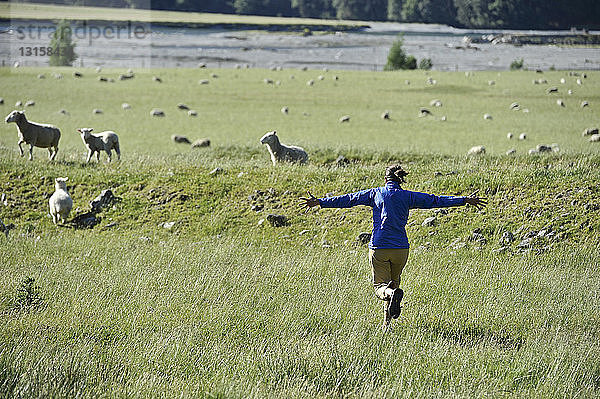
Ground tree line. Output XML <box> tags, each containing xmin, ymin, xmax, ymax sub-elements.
<box><xmin>23</xmin><ymin>0</ymin><xmax>600</xmax><ymax>29</ymax></box>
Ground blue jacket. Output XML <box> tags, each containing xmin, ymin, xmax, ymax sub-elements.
<box><xmin>318</xmin><ymin>181</ymin><xmax>465</xmax><ymax>249</ymax></box>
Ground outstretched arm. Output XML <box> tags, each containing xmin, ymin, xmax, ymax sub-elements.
<box><xmin>410</xmin><ymin>191</ymin><xmax>487</xmax><ymax>210</ymax></box>
<box><xmin>299</xmin><ymin>188</ymin><xmax>374</xmax><ymax>212</ymax></box>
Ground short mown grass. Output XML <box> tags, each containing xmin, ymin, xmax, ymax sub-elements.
<box><xmin>1</xmin><ymin>66</ymin><xmax>599</xmax><ymax>398</ymax></box>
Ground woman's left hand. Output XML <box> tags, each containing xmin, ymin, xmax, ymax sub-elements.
<box><xmin>465</xmin><ymin>196</ymin><xmax>487</xmax><ymax>210</ymax></box>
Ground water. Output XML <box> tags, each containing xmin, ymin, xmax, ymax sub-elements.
<box><xmin>1</xmin><ymin>20</ymin><xmax>599</xmax><ymax>71</ymax></box>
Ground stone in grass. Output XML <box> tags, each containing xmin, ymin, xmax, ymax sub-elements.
<box><xmin>172</xmin><ymin>135</ymin><xmax>191</xmax><ymax>144</ymax></box>
<box><xmin>335</xmin><ymin>155</ymin><xmax>349</xmax><ymax>166</ymax></box>
<box><xmin>209</xmin><ymin>167</ymin><xmax>224</xmax><ymax>176</ymax></box>
<box><xmin>357</xmin><ymin>232</ymin><xmax>371</xmax><ymax>245</ymax></box>
<box><xmin>90</xmin><ymin>189</ymin><xmax>118</xmax><ymax>213</ymax></box>
<box><xmin>162</xmin><ymin>221</ymin><xmax>176</xmax><ymax>230</ymax></box>
<box><xmin>71</xmin><ymin>212</ymin><xmax>101</xmax><ymax>229</ymax></box>
<box><xmin>422</xmin><ymin>216</ymin><xmax>436</xmax><ymax>227</ymax></box>
<box><xmin>499</xmin><ymin>231</ymin><xmax>515</xmax><ymax>246</ymax></box>
<box><xmin>266</xmin><ymin>214</ymin><xmax>288</xmax><ymax>227</ymax></box>
<box><xmin>191</xmin><ymin>138</ymin><xmax>210</xmax><ymax>148</ymax></box>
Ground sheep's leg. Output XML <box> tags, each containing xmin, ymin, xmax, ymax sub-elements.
<box><xmin>115</xmin><ymin>143</ymin><xmax>121</xmax><ymax>160</ymax></box>
<box><xmin>28</xmin><ymin>144</ymin><xmax>34</xmax><ymax>161</ymax></box>
<box><xmin>86</xmin><ymin>149</ymin><xmax>93</xmax><ymax>163</ymax></box>
<box><xmin>50</xmin><ymin>146</ymin><xmax>58</xmax><ymax>161</ymax></box>
<box><xmin>96</xmin><ymin>152</ymin><xmax>100</xmax><ymax>162</ymax></box>
<box><xmin>51</xmin><ymin>212</ymin><xmax>58</xmax><ymax>225</ymax></box>
<box><xmin>106</xmin><ymin>149</ymin><xmax>112</xmax><ymax>163</ymax></box>
<box><xmin>17</xmin><ymin>140</ymin><xmax>25</xmax><ymax>157</ymax></box>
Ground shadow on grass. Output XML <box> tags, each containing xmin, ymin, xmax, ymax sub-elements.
<box><xmin>418</xmin><ymin>321</ymin><xmax>525</xmax><ymax>350</ymax></box>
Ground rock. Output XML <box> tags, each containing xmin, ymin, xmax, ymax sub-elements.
<box><xmin>582</xmin><ymin>128</ymin><xmax>599</xmax><ymax>136</ymax></box>
<box><xmin>536</xmin><ymin>144</ymin><xmax>553</xmax><ymax>153</ymax></box>
<box><xmin>422</xmin><ymin>216</ymin><xmax>436</xmax><ymax>227</ymax></box>
<box><xmin>357</xmin><ymin>232</ymin><xmax>371</xmax><ymax>245</ymax></box>
<box><xmin>161</xmin><ymin>221</ymin><xmax>175</xmax><ymax>230</ymax></box>
<box><xmin>191</xmin><ymin>138</ymin><xmax>210</xmax><ymax>148</ymax></box>
<box><xmin>151</xmin><ymin>109</ymin><xmax>165</xmax><ymax>117</ymax></box>
<box><xmin>419</xmin><ymin>108</ymin><xmax>432</xmax><ymax>117</ymax></box>
<box><xmin>467</xmin><ymin>145</ymin><xmax>486</xmax><ymax>156</ymax></box>
<box><xmin>499</xmin><ymin>231</ymin><xmax>514</xmax><ymax>246</ymax></box>
<box><xmin>71</xmin><ymin>212</ymin><xmax>101</xmax><ymax>229</ymax></box>
<box><xmin>90</xmin><ymin>189</ymin><xmax>118</xmax><ymax>213</ymax></box>
<box><xmin>506</xmin><ymin>149</ymin><xmax>516</xmax><ymax>155</ymax></box>
<box><xmin>546</xmin><ymin>87</ymin><xmax>558</xmax><ymax>94</ymax></box>
<box><xmin>589</xmin><ymin>134</ymin><xmax>600</xmax><ymax>143</ymax></box>
<box><xmin>266</xmin><ymin>214</ymin><xmax>288</xmax><ymax>227</ymax></box>
<box><xmin>250</xmin><ymin>204</ymin><xmax>263</xmax><ymax>212</ymax></box>
<box><xmin>209</xmin><ymin>167</ymin><xmax>224</xmax><ymax>176</ymax></box>
<box><xmin>171</xmin><ymin>135</ymin><xmax>191</xmax><ymax>144</ymax></box>
<box><xmin>0</xmin><ymin>98</ymin><xmax>3</xmax><ymax>105</ymax></box>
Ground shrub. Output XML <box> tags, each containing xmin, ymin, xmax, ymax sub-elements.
<box><xmin>384</xmin><ymin>35</ymin><xmax>417</xmax><ymax>70</ymax></box>
<box><xmin>49</xmin><ymin>20</ymin><xmax>77</xmax><ymax>66</ymax></box>
<box><xmin>510</xmin><ymin>58</ymin><xmax>524</xmax><ymax>70</ymax></box>
<box><xmin>419</xmin><ymin>58</ymin><xmax>433</xmax><ymax>70</ymax></box>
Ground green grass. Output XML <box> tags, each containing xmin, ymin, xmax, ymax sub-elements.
<box><xmin>1</xmin><ymin>67</ymin><xmax>600</xmax><ymax>398</ymax></box>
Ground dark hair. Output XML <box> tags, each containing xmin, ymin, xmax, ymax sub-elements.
<box><xmin>385</xmin><ymin>164</ymin><xmax>408</xmax><ymax>184</ymax></box>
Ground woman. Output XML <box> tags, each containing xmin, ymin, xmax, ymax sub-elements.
<box><xmin>299</xmin><ymin>164</ymin><xmax>486</xmax><ymax>329</ymax></box>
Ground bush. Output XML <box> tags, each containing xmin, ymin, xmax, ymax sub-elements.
<box><xmin>419</xmin><ymin>58</ymin><xmax>433</xmax><ymax>70</ymax></box>
<box><xmin>510</xmin><ymin>58</ymin><xmax>524</xmax><ymax>70</ymax></box>
<box><xmin>49</xmin><ymin>20</ymin><xmax>77</xmax><ymax>66</ymax></box>
<box><xmin>384</xmin><ymin>35</ymin><xmax>417</xmax><ymax>70</ymax></box>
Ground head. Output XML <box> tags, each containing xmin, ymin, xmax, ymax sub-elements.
<box><xmin>385</xmin><ymin>164</ymin><xmax>408</xmax><ymax>185</ymax></box>
<box><xmin>260</xmin><ymin>130</ymin><xmax>277</xmax><ymax>145</ymax></box>
<box><xmin>54</xmin><ymin>177</ymin><xmax>68</xmax><ymax>190</ymax></box>
<box><xmin>5</xmin><ymin>110</ymin><xmax>25</xmax><ymax>124</ymax></box>
<box><xmin>77</xmin><ymin>128</ymin><xmax>93</xmax><ymax>139</ymax></box>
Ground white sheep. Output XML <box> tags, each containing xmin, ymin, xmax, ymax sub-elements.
<box><xmin>4</xmin><ymin>110</ymin><xmax>61</xmax><ymax>160</ymax></box>
<box><xmin>260</xmin><ymin>131</ymin><xmax>308</xmax><ymax>165</ymax></box>
<box><xmin>77</xmin><ymin>128</ymin><xmax>121</xmax><ymax>163</ymax></box>
<box><xmin>49</xmin><ymin>177</ymin><xmax>73</xmax><ymax>225</ymax></box>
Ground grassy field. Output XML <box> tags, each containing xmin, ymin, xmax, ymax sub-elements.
<box><xmin>0</xmin><ymin>2</ymin><xmax>366</xmax><ymax>29</ymax></box>
<box><xmin>1</xmin><ymin>66</ymin><xmax>599</xmax><ymax>398</ymax></box>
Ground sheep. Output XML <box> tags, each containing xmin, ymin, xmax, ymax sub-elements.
<box><xmin>556</xmin><ymin>99</ymin><xmax>565</xmax><ymax>107</ymax></box>
<box><xmin>430</xmin><ymin>99</ymin><xmax>442</xmax><ymax>107</ymax></box>
<box><xmin>122</xmin><ymin>103</ymin><xmax>131</xmax><ymax>110</ymax></box>
<box><xmin>0</xmin><ymin>98</ymin><xmax>3</xmax><ymax>104</ymax></box>
<box><xmin>5</xmin><ymin>110</ymin><xmax>60</xmax><ymax>160</ymax></box>
<box><xmin>49</xmin><ymin>177</ymin><xmax>73</xmax><ymax>225</ymax></box>
<box><xmin>339</xmin><ymin>115</ymin><xmax>350</xmax><ymax>123</ymax></box>
<box><xmin>171</xmin><ymin>135</ymin><xmax>191</xmax><ymax>144</ymax></box>
<box><xmin>510</xmin><ymin>102</ymin><xmax>520</xmax><ymax>110</ymax></box>
<box><xmin>198</xmin><ymin>79</ymin><xmax>209</xmax><ymax>85</ymax></box>
<box><xmin>483</xmin><ymin>113</ymin><xmax>493</xmax><ymax>120</ymax></box>
<box><xmin>260</xmin><ymin>131</ymin><xmax>308</xmax><ymax>166</ymax></box>
<box><xmin>507</xmin><ymin>132</ymin><xmax>513</xmax><ymax>139</ymax></box>
<box><xmin>73</xmin><ymin>71</ymin><xmax>82</xmax><ymax>78</ymax></box>
<box><xmin>188</xmin><ymin>110</ymin><xmax>197</xmax><ymax>117</ymax></box>
<box><xmin>519</xmin><ymin>133</ymin><xmax>527</xmax><ymax>140</ymax></box>
<box><xmin>150</xmin><ymin>109</ymin><xmax>165</xmax><ymax>117</ymax></box>
<box><xmin>306</xmin><ymin>79</ymin><xmax>314</xmax><ymax>86</ymax></box>
<box><xmin>467</xmin><ymin>145</ymin><xmax>486</xmax><ymax>156</ymax></box>
<box><xmin>419</xmin><ymin>108</ymin><xmax>432</xmax><ymax>117</ymax></box>
<box><xmin>581</xmin><ymin>101</ymin><xmax>589</xmax><ymax>108</ymax></box>
<box><xmin>177</xmin><ymin>103</ymin><xmax>190</xmax><ymax>110</ymax></box>
<box><xmin>281</xmin><ymin>106</ymin><xmax>289</xmax><ymax>115</ymax></box>
<box><xmin>25</xmin><ymin>100</ymin><xmax>35</xmax><ymax>107</ymax></box>
<box><xmin>546</xmin><ymin>87</ymin><xmax>558</xmax><ymax>94</ymax></box>
<box><xmin>381</xmin><ymin>111</ymin><xmax>391</xmax><ymax>120</ymax></box>
<box><xmin>77</xmin><ymin>128</ymin><xmax>120</xmax><ymax>163</ymax></box>
<box><xmin>153</xmin><ymin>76</ymin><xmax>162</xmax><ymax>83</ymax></box>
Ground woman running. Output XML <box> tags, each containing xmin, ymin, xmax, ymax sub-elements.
<box><xmin>299</xmin><ymin>164</ymin><xmax>486</xmax><ymax>329</ymax></box>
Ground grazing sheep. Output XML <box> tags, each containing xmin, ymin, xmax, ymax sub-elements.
<box><xmin>556</xmin><ymin>99</ymin><xmax>565</xmax><ymax>107</ymax></box>
<box><xmin>318</xmin><ymin>75</ymin><xmax>325</xmax><ymax>80</ymax></box>
<box><xmin>188</xmin><ymin>110</ymin><xmax>197</xmax><ymax>117</ymax></box>
<box><xmin>15</xmin><ymin>101</ymin><xmax>22</xmax><ymax>107</ymax></box>
<box><xmin>510</xmin><ymin>102</ymin><xmax>520</xmax><ymax>110</ymax></box>
<box><xmin>560</xmin><ymin>78</ymin><xmax>566</xmax><ymax>84</ymax></box>
<box><xmin>37</xmin><ymin>74</ymin><xmax>45</xmax><ymax>79</ymax></box>
<box><xmin>264</xmin><ymin>78</ymin><xmax>274</xmax><ymax>84</ymax></box>
<box><xmin>119</xmin><ymin>72</ymin><xmax>134</xmax><ymax>80</ymax></box>
<box><xmin>546</xmin><ymin>87</ymin><xmax>558</xmax><ymax>94</ymax></box>
<box><xmin>5</xmin><ymin>110</ymin><xmax>61</xmax><ymax>160</ymax></box>
<box><xmin>582</xmin><ymin>128</ymin><xmax>599</xmax><ymax>136</ymax></box>
<box><xmin>95</xmin><ymin>66</ymin><xmax>102</xmax><ymax>73</ymax></box>
<box><xmin>198</xmin><ymin>79</ymin><xmax>209</xmax><ymax>85</ymax></box>
<box><xmin>483</xmin><ymin>113</ymin><xmax>493</xmax><ymax>120</ymax></box>
<box><xmin>419</xmin><ymin>108</ymin><xmax>432</xmax><ymax>117</ymax></box>
<box><xmin>171</xmin><ymin>135</ymin><xmax>191</xmax><ymax>144</ymax></box>
<box><xmin>122</xmin><ymin>103</ymin><xmax>131</xmax><ymax>110</ymax></box>
<box><xmin>53</xmin><ymin>73</ymin><xmax>63</xmax><ymax>79</ymax></box>
<box><xmin>260</xmin><ymin>131</ymin><xmax>308</xmax><ymax>165</ymax></box>
<box><xmin>49</xmin><ymin>177</ymin><xmax>73</xmax><ymax>225</ymax></box>
<box><xmin>467</xmin><ymin>145</ymin><xmax>486</xmax><ymax>156</ymax></box>
<box><xmin>151</xmin><ymin>109</ymin><xmax>165</xmax><ymax>117</ymax></box>
<box><xmin>577</xmin><ymin>79</ymin><xmax>582</xmax><ymax>85</ymax></box>
<box><xmin>73</xmin><ymin>71</ymin><xmax>82</xmax><ymax>78</ymax></box>
<box><xmin>93</xmin><ymin>109</ymin><xmax>103</xmax><ymax>114</ymax></box>
<box><xmin>519</xmin><ymin>133</ymin><xmax>527</xmax><ymax>140</ymax></box>
<box><xmin>177</xmin><ymin>103</ymin><xmax>190</xmax><ymax>110</ymax></box>
<box><xmin>506</xmin><ymin>148</ymin><xmax>516</xmax><ymax>155</ymax></box>
<box><xmin>488</xmin><ymin>80</ymin><xmax>495</xmax><ymax>86</ymax></box>
<box><xmin>25</xmin><ymin>100</ymin><xmax>35</xmax><ymax>107</ymax></box>
<box><xmin>153</xmin><ymin>76</ymin><xmax>162</xmax><ymax>83</ymax></box>
<box><xmin>581</xmin><ymin>101</ymin><xmax>589</xmax><ymax>108</ymax></box>
<box><xmin>210</xmin><ymin>73</ymin><xmax>218</xmax><ymax>78</ymax></box>
<box><xmin>568</xmin><ymin>90</ymin><xmax>573</xmax><ymax>95</ymax></box>
<box><xmin>381</xmin><ymin>111</ymin><xmax>391</xmax><ymax>120</ymax></box>
<box><xmin>192</xmin><ymin>138</ymin><xmax>210</xmax><ymax>148</ymax></box>
<box><xmin>281</xmin><ymin>106</ymin><xmax>289</xmax><ymax>114</ymax></box>
<box><xmin>507</xmin><ymin>132</ymin><xmax>513</xmax><ymax>139</ymax></box>
<box><xmin>306</xmin><ymin>79</ymin><xmax>314</xmax><ymax>86</ymax></box>
<box><xmin>339</xmin><ymin>115</ymin><xmax>350</xmax><ymax>123</ymax></box>
<box><xmin>0</xmin><ymin>98</ymin><xmax>4</xmax><ymax>104</ymax></box>
<box><xmin>430</xmin><ymin>99</ymin><xmax>442</xmax><ymax>107</ymax></box>
<box><xmin>77</xmin><ymin>128</ymin><xmax>121</xmax><ymax>163</ymax></box>
<box><xmin>98</xmin><ymin>76</ymin><xmax>108</xmax><ymax>82</ymax></box>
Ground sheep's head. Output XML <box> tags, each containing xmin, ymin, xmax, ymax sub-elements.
<box><xmin>77</xmin><ymin>128</ymin><xmax>93</xmax><ymax>139</ymax></box>
<box><xmin>5</xmin><ymin>110</ymin><xmax>24</xmax><ymax>124</ymax></box>
<box><xmin>260</xmin><ymin>130</ymin><xmax>277</xmax><ymax>145</ymax></box>
<box><xmin>54</xmin><ymin>177</ymin><xmax>68</xmax><ymax>191</ymax></box>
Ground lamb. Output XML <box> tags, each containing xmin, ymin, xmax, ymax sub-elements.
<box><xmin>260</xmin><ymin>131</ymin><xmax>308</xmax><ymax>165</ymax></box>
<box><xmin>77</xmin><ymin>128</ymin><xmax>121</xmax><ymax>163</ymax></box>
<box><xmin>49</xmin><ymin>177</ymin><xmax>73</xmax><ymax>225</ymax></box>
<box><xmin>4</xmin><ymin>110</ymin><xmax>61</xmax><ymax>160</ymax></box>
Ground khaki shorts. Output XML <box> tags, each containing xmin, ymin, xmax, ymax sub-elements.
<box><xmin>369</xmin><ymin>248</ymin><xmax>409</xmax><ymax>300</ymax></box>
